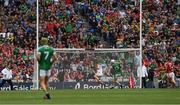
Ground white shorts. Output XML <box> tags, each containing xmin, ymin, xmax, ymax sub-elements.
<box><xmin>95</xmin><ymin>69</ymin><xmax>103</xmax><ymax>77</ymax></box>
<box><xmin>95</xmin><ymin>73</ymin><xmax>103</xmax><ymax>77</ymax></box>
<box><xmin>39</xmin><ymin>70</ymin><xmax>51</xmax><ymax>77</ymax></box>
<box><xmin>167</xmin><ymin>72</ymin><xmax>175</xmax><ymax>82</ymax></box>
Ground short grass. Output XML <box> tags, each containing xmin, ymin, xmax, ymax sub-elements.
<box><xmin>0</xmin><ymin>89</ymin><xmax>180</xmax><ymax>105</ymax></box>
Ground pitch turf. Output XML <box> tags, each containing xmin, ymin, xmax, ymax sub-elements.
<box><xmin>0</xmin><ymin>89</ymin><xmax>180</xmax><ymax>105</ymax></box>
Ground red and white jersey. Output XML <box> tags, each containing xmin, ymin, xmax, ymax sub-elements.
<box><xmin>96</xmin><ymin>64</ymin><xmax>103</xmax><ymax>76</ymax></box>
<box><xmin>165</xmin><ymin>61</ymin><xmax>173</xmax><ymax>73</ymax></box>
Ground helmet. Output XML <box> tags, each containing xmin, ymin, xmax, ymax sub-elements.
<box><xmin>110</xmin><ymin>59</ymin><xmax>115</xmax><ymax>63</ymax></box>
<box><xmin>41</xmin><ymin>37</ymin><xmax>48</xmax><ymax>45</ymax></box>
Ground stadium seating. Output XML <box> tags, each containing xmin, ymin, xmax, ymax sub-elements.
<box><xmin>142</xmin><ymin>0</ymin><xmax>179</xmax><ymax>78</ymax></box>
<box><xmin>39</xmin><ymin>0</ymin><xmax>140</xmax><ymax>48</ymax></box>
<box><xmin>0</xmin><ymin>0</ymin><xmax>36</xmax><ymax>82</ymax></box>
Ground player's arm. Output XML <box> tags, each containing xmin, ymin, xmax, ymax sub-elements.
<box><xmin>0</xmin><ymin>73</ymin><xmax>3</xmax><ymax>78</ymax></box>
<box><xmin>92</xmin><ymin>69</ymin><xmax>96</xmax><ymax>74</ymax></box>
<box><xmin>36</xmin><ymin>52</ymin><xmax>41</xmax><ymax>62</ymax></box>
<box><xmin>172</xmin><ymin>62</ymin><xmax>174</xmax><ymax>70</ymax></box>
<box><xmin>164</xmin><ymin>62</ymin><xmax>168</xmax><ymax>69</ymax></box>
<box><xmin>0</xmin><ymin>69</ymin><xmax>6</xmax><ymax>78</ymax></box>
<box><xmin>51</xmin><ymin>52</ymin><xmax>58</xmax><ymax>63</ymax></box>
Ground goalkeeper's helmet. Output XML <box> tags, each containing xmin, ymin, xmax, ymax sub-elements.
<box><xmin>110</xmin><ymin>59</ymin><xmax>115</xmax><ymax>63</ymax></box>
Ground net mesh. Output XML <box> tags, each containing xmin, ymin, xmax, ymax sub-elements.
<box><xmin>50</xmin><ymin>49</ymin><xmax>141</xmax><ymax>88</ymax></box>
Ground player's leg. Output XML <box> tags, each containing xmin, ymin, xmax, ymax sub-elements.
<box><xmin>169</xmin><ymin>72</ymin><xmax>176</xmax><ymax>88</ymax></box>
<box><xmin>166</xmin><ymin>74</ymin><xmax>170</xmax><ymax>87</ymax></box>
<box><xmin>109</xmin><ymin>77</ymin><xmax>117</xmax><ymax>89</ymax></box>
<box><xmin>0</xmin><ymin>79</ymin><xmax>6</xmax><ymax>90</ymax></box>
<box><xmin>40</xmin><ymin>76</ymin><xmax>51</xmax><ymax>99</ymax></box>
<box><xmin>7</xmin><ymin>79</ymin><xmax>13</xmax><ymax>90</ymax></box>
<box><xmin>39</xmin><ymin>76</ymin><xmax>47</xmax><ymax>92</ymax></box>
<box><xmin>166</xmin><ymin>73</ymin><xmax>174</xmax><ymax>88</ymax></box>
<box><xmin>113</xmin><ymin>77</ymin><xmax>122</xmax><ymax>89</ymax></box>
<box><xmin>45</xmin><ymin>76</ymin><xmax>49</xmax><ymax>89</ymax></box>
<box><xmin>142</xmin><ymin>77</ymin><xmax>146</xmax><ymax>88</ymax></box>
<box><xmin>44</xmin><ymin>70</ymin><xmax>51</xmax><ymax>99</ymax></box>
<box><xmin>110</xmin><ymin>73</ymin><xmax>120</xmax><ymax>89</ymax></box>
<box><xmin>109</xmin><ymin>70</ymin><xmax>116</xmax><ymax>89</ymax></box>
<box><xmin>44</xmin><ymin>75</ymin><xmax>50</xmax><ymax>98</ymax></box>
<box><xmin>113</xmin><ymin>77</ymin><xmax>117</xmax><ymax>85</ymax></box>
<box><xmin>115</xmin><ymin>74</ymin><xmax>122</xmax><ymax>85</ymax></box>
<box><xmin>39</xmin><ymin>70</ymin><xmax>50</xmax><ymax>99</ymax></box>
<box><xmin>94</xmin><ymin>74</ymin><xmax>103</xmax><ymax>84</ymax></box>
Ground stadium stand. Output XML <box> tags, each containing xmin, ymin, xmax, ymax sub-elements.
<box><xmin>0</xmin><ymin>0</ymin><xmax>36</xmax><ymax>82</ymax></box>
<box><xmin>39</xmin><ymin>0</ymin><xmax>140</xmax><ymax>48</ymax></box>
<box><xmin>142</xmin><ymin>0</ymin><xmax>180</xmax><ymax>87</ymax></box>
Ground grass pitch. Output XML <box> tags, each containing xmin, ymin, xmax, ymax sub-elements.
<box><xmin>0</xmin><ymin>89</ymin><xmax>180</xmax><ymax>104</ymax></box>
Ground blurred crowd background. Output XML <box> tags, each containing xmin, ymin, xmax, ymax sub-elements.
<box><xmin>0</xmin><ymin>0</ymin><xmax>179</xmax><ymax>87</ymax></box>
<box><xmin>39</xmin><ymin>0</ymin><xmax>140</xmax><ymax>48</ymax></box>
<box><xmin>0</xmin><ymin>0</ymin><xmax>36</xmax><ymax>82</ymax></box>
<box><xmin>142</xmin><ymin>0</ymin><xmax>180</xmax><ymax>84</ymax></box>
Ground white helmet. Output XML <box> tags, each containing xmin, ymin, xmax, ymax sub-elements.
<box><xmin>110</xmin><ymin>59</ymin><xmax>115</xmax><ymax>63</ymax></box>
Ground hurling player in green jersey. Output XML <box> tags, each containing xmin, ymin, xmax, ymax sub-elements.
<box><xmin>110</xmin><ymin>59</ymin><xmax>123</xmax><ymax>89</ymax></box>
<box><xmin>36</xmin><ymin>37</ymin><xmax>57</xmax><ymax>99</ymax></box>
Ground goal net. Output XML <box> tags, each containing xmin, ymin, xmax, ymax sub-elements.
<box><xmin>45</xmin><ymin>48</ymin><xmax>141</xmax><ymax>89</ymax></box>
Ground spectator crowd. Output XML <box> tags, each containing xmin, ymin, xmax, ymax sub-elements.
<box><xmin>39</xmin><ymin>0</ymin><xmax>140</xmax><ymax>48</ymax></box>
<box><xmin>0</xmin><ymin>0</ymin><xmax>36</xmax><ymax>82</ymax></box>
<box><xmin>142</xmin><ymin>0</ymin><xmax>180</xmax><ymax>86</ymax></box>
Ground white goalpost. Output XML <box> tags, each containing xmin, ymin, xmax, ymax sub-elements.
<box><xmin>140</xmin><ymin>0</ymin><xmax>143</xmax><ymax>89</ymax></box>
<box><xmin>33</xmin><ymin>0</ymin><xmax>143</xmax><ymax>89</ymax></box>
<box><xmin>33</xmin><ymin>0</ymin><xmax>39</xmax><ymax>90</ymax></box>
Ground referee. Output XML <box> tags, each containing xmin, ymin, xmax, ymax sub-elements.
<box><xmin>0</xmin><ymin>64</ymin><xmax>13</xmax><ymax>90</ymax></box>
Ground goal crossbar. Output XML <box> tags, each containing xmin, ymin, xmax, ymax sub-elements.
<box><xmin>54</xmin><ymin>48</ymin><xmax>140</xmax><ymax>53</ymax></box>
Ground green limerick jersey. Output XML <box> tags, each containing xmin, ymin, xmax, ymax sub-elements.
<box><xmin>149</xmin><ymin>63</ymin><xmax>157</xmax><ymax>71</ymax></box>
<box><xmin>112</xmin><ymin>62</ymin><xmax>122</xmax><ymax>75</ymax></box>
<box><xmin>38</xmin><ymin>45</ymin><xmax>54</xmax><ymax>70</ymax></box>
